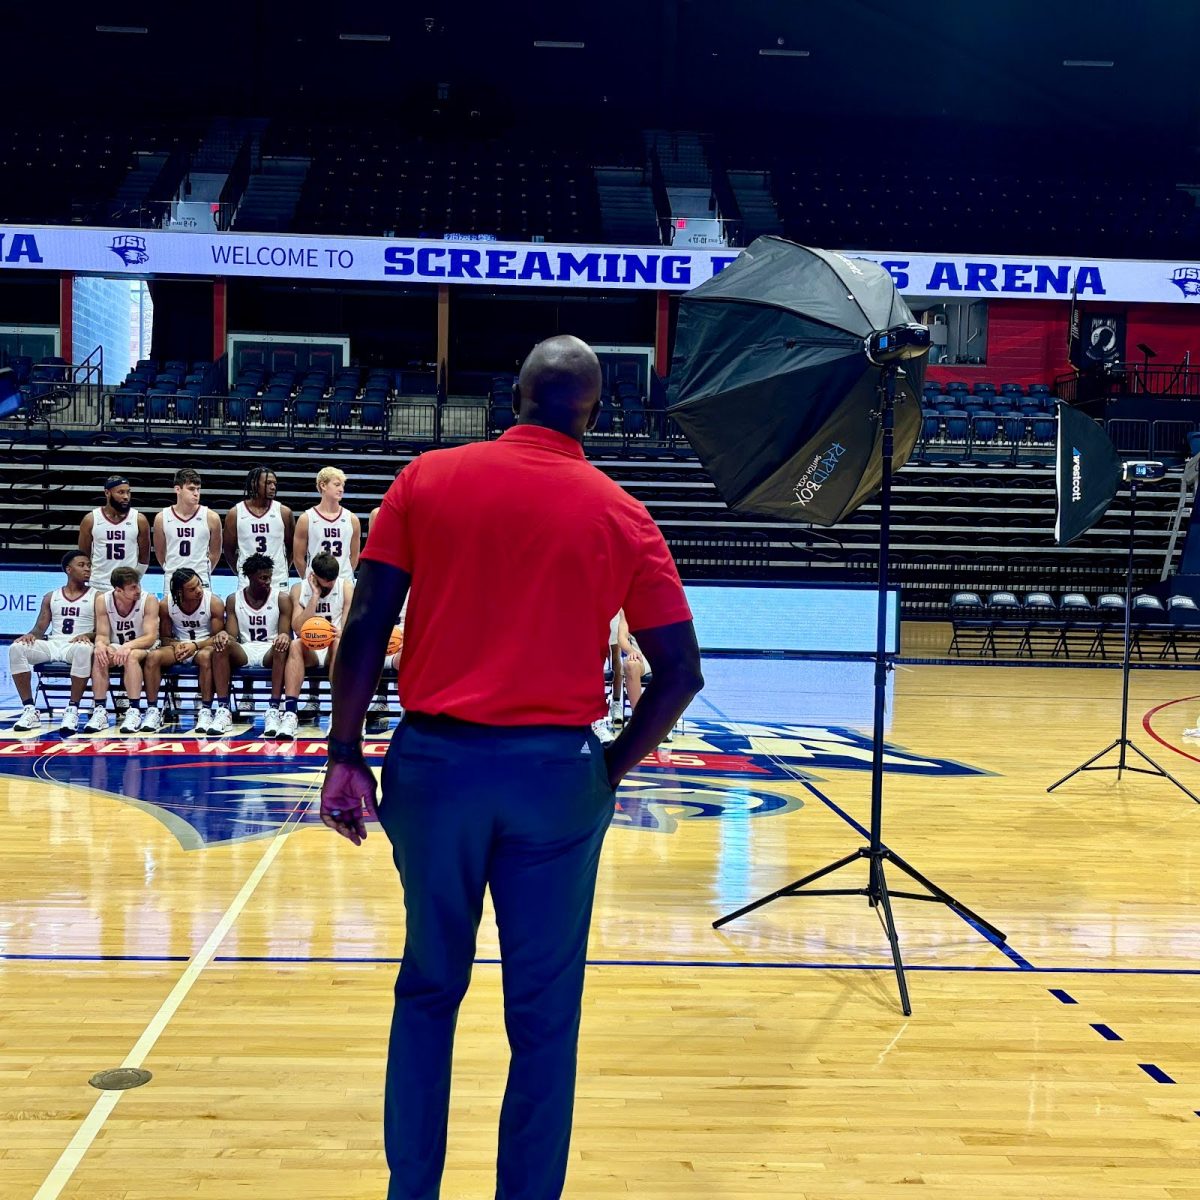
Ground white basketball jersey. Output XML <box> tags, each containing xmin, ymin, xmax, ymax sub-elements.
<box><xmin>305</xmin><ymin>507</ymin><xmax>355</xmax><ymax>581</ymax></box>
<box><xmin>50</xmin><ymin>587</ymin><xmax>95</xmax><ymax>639</ymax></box>
<box><xmin>168</xmin><ymin>590</ymin><xmax>212</xmax><ymax>641</ymax></box>
<box><xmin>104</xmin><ymin>591</ymin><xmax>150</xmax><ymax>645</ymax></box>
<box><xmin>235</xmin><ymin>501</ymin><xmax>288</xmax><ymax>589</ymax></box>
<box><xmin>234</xmin><ymin>588</ymin><xmax>280</xmax><ymax>645</ymax></box>
<box><xmin>161</xmin><ymin>506</ymin><xmax>212</xmax><ymax>586</ymax></box>
<box><xmin>297</xmin><ymin>578</ymin><xmax>345</xmax><ymax>627</ymax></box>
<box><xmin>89</xmin><ymin>507</ymin><xmax>141</xmax><ymax>591</ymax></box>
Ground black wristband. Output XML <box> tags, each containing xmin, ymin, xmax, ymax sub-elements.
<box><xmin>326</xmin><ymin>736</ymin><xmax>364</xmax><ymax>763</ymax></box>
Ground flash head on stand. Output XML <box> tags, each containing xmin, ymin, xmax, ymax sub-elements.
<box><xmin>1121</xmin><ymin>461</ymin><xmax>1166</xmax><ymax>483</ymax></box>
<box><xmin>864</xmin><ymin>323</ymin><xmax>930</xmax><ymax>366</ymax></box>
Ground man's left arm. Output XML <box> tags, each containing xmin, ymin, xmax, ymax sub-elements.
<box><xmin>321</xmin><ymin>558</ymin><xmax>410</xmax><ymax>844</ymax></box>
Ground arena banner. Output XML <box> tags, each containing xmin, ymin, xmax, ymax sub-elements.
<box><xmin>2</xmin><ymin>223</ymin><xmax>1200</xmax><ymax>301</ymax></box>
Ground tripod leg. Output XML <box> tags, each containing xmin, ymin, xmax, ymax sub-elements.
<box><xmin>1046</xmin><ymin>739</ymin><xmax>1122</xmax><ymax>791</ymax></box>
<box><xmin>883</xmin><ymin>848</ymin><xmax>1007</xmax><ymax>942</ymax></box>
<box><xmin>1123</xmin><ymin>741</ymin><xmax>1200</xmax><ymax>804</ymax></box>
<box><xmin>712</xmin><ymin>848</ymin><xmax>865</xmax><ymax>929</ymax></box>
<box><xmin>872</xmin><ymin>857</ymin><xmax>912</xmax><ymax>1016</ymax></box>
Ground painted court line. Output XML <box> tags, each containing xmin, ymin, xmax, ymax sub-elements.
<box><xmin>7</xmin><ymin>952</ymin><xmax>1200</xmax><ymax>977</ymax></box>
<box><xmin>31</xmin><ymin>785</ymin><xmax>315</xmax><ymax>1200</ymax></box>
<box><xmin>1138</xmin><ymin>1063</ymin><xmax>1176</xmax><ymax>1084</ymax></box>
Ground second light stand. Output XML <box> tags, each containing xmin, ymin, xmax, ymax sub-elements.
<box><xmin>1047</xmin><ymin>473</ymin><xmax>1200</xmax><ymax>803</ymax></box>
<box><xmin>712</xmin><ymin>359</ymin><xmax>1008</xmax><ymax>1016</ymax></box>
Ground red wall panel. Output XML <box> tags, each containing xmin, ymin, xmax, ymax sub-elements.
<box><xmin>926</xmin><ymin>300</ymin><xmax>1200</xmax><ymax>388</ymax></box>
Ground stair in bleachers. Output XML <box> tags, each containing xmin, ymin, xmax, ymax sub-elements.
<box><xmin>233</xmin><ymin>158</ymin><xmax>311</xmax><ymax>233</ymax></box>
<box><xmin>595</xmin><ymin>167</ymin><xmax>660</xmax><ymax>245</ymax></box>
<box><xmin>727</xmin><ymin>170</ymin><xmax>784</xmax><ymax>241</ymax></box>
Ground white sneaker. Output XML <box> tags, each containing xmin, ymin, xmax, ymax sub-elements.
<box><xmin>140</xmin><ymin>707</ymin><xmax>163</xmax><ymax>733</ymax></box>
<box><xmin>59</xmin><ymin>705</ymin><xmax>80</xmax><ymax>733</ymax></box>
<box><xmin>12</xmin><ymin>704</ymin><xmax>42</xmax><ymax>732</ymax></box>
<box><xmin>209</xmin><ymin>706</ymin><xmax>233</xmax><ymax>736</ymax></box>
<box><xmin>194</xmin><ymin>706</ymin><xmax>213</xmax><ymax>735</ymax></box>
<box><xmin>277</xmin><ymin>710</ymin><xmax>298</xmax><ymax>740</ymax></box>
<box><xmin>591</xmin><ymin>717</ymin><xmax>616</xmax><ymax>745</ymax></box>
<box><xmin>84</xmin><ymin>707</ymin><xmax>111</xmax><ymax>733</ymax></box>
<box><xmin>263</xmin><ymin>706</ymin><xmax>281</xmax><ymax>737</ymax></box>
<box><xmin>119</xmin><ymin>709</ymin><xmax>143</xmax><ymax>734</ymax></box>
<box><xmin>1184</xmin><ymin>725</ymin><xmax>1200</xmax><ymax>739</ymax></box>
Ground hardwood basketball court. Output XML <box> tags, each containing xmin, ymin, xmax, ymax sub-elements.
<box><xmin>2</xmin><ymin>653</ymin><xmax>1199</xmax><ymax>1198</ymax></box>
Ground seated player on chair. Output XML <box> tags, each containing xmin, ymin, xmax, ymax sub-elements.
<box><xmin>86</xmin><ymin>565</ymin><xmax>160</xmax><ymax>734</ymax></box>
<box><xmin>142</xmin><ymin>567</ymin><xmax>228</xmax><ymax>735</ymax></box>
<box><xmin>224</xmin><ymin>553</ymin><xmax>293</xmax><ymax>737</ymax></box>
<box><xmin>7</xmin><ymin>551</ymin><xmax>95</xmax><ymax>734</ymax></box>
<box><xmin>281</xmin><ymin>552</ymin><xmax>353</xmax><ymax>740</ymax></box>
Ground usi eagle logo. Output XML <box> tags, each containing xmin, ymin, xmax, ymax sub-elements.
<box><xmin>0</xmin><ymin>720</ymin><xmax>987</xmax><ymax>848</ymax></box>
<box><xmin>1170</xmin><ymin>267</ymin><xmax>1200</xmax><ymax>298</ymax></box>
<box><xmin>110</xmin><ymin>234</ymin><xmax>150</xmax><ymax>267</ymax></box>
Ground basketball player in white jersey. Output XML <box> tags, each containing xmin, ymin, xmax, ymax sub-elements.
<box><xmin>280</xmin><ymin>552</ymin><xmax>353</xmax><ymax>739</ymax></box>
<box><xmin>152</xmin><ymin>467</ymin><xmax>222</xmax><ymax>589</ymax></box>
<box><xmin>225</xmin><ymin>553</ymin><xmax>294</xmax><ymax>736</ymax></box>
<box><xmin>87</xmin><ymin>565</ymin><xmax>160</xmax><ymax>734</ymax></box>
<box><xmin>223</xmin><ymin>466</ymin><xmax>294</xmax><ymax>591</ymax></box>
<box><xmin>142</xmin><ymin>567</ymin><xmax>228</xmax><ymax>735</ymax></box>
<box><xmin>8</xmin><ymin>551</ymin><xmax>95</xmax><ymax>733</ymax></box>
<box><xmin>292</xmin><ymin>466</ymin><xmax>360</xmax><ymax>583</ymax></box>
<box><xmin>78</xmin><ymin>475</ymin><xmax>151</xmax><ymax>592</ymax></box>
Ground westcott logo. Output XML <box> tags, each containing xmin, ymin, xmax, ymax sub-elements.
<box><xmin>1170</xmin><ymin>267</ymin><xmax>1200</xmax><ymax>298</ymax></box>
<box><xmin>1072</xmin><ymin>447</ymin><xmax>1082</xmax><ymax>500</ymax></box>
<box><xmin>0</xmin><ymin>719</ymin><xmax>986</xmax><ymax>847</ymax></box>
<box><xmin>793</xmin><ymin>442</ymin><xmax>847</xmax><ymax>507</ymax></box>
<box><xmin>109</xmin><ymin>235</ymin><xmax>149</xmax><ymax>266</ymax></box>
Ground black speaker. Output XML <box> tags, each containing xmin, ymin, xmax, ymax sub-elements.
<box><xmin>1069</xmin><ymin>311</ymin><xmax>1126</xmax><ymax>371</ymax></box>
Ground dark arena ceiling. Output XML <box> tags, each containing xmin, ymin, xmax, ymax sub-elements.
<box><xmin>16</xmin><ymin>1</ymin><xmax>1199</xmax><ymax>148</ymax></box>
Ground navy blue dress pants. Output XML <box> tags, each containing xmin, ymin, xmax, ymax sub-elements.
<box><xmin>378</xmin><ymin>715</ymin><xmax>616</xmax><ymax>1200</ymax></box>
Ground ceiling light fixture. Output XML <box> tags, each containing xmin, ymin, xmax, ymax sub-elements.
<box><xmin>533</xmin><ymin>40</ymin><xmax>585</xmax><ymax>49</ymax></box>
<box><xmin>759</xmin><ymin>48</ymin><xmax>810</xmax><ymax>57</ymax></box>
<box><xmin>1062</xmin><ymin>59</ymin><xmax>1114</xmax><ymax>67</ymax></box>
<box><xmin>95</xmin><ymin>25</ymin><xmax>148</xmax><ymax>33</ymax></box>
<box><xmin>339</xmin><ymin>33</ymin><xmax>391</xmax><ymax>42</ymax></box>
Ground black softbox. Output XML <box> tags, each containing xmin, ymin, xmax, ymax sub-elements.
<box><xmin>1054</xmin><ymin>401</ymin><xmax>1121</xmax><ymax>545</ymax></box>
<box><xmin>667</xmin><ymin>237</ymin><xmax>925</xmax><ymax>524</ymax></box>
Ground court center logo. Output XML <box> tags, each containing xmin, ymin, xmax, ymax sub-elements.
<box><xmin>1170</xmin><ymin>267</ymin><xmax>1200</xmax><ymax>298</ymax></box>
<box><xmin>0</xmin><ymin>719</ymin><xmax>985</xmax><ymax>848</ymax></box>
<box><xmin>110</xmin><ymin>234</ymin><xmax>150</xmax><ymax>267</ymax></box>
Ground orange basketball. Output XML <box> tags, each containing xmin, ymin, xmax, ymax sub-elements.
<box><xmin>301</xmin><ymin>616</ymin><xmax>336</xmax><ymax>649</ymax></box>
<box><xmin>386</xmin><ymin>626</ymin><xmax>404</xmax><ymax>656</ymax></box>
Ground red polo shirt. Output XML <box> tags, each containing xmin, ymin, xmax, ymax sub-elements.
<box><xmin>362</xmin><ymin>424</ymin><xmax>692</xmax><ymax>725</ymax></box>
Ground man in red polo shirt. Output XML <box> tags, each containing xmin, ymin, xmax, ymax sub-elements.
<box><xmin>321</xmin><ymin>334</ymin><xmax>702</xmax><ymax>1200</ymax></box>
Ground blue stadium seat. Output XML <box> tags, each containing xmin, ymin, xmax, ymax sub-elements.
<box><xmin>490</xmin><ymin>404</ymin><xmax>517</xmax><ymax>433</ymax></box>
<box><xmin>147</xmin><ymin>393</ymin><xmax>172</xmax><ymax>420</ymax></box>
<box><xmin>175</xmin><ymin>394</ymin><xmax>198</xmax><ymax>423</ymax></box>
<box><xmin>943</xmin><ymin>410</ymin><xmax>970</xmax><ymax>444</ymax></box>
<box><xmin>361</xmin><ymin>401</ymin><xmax>386</xmax><ymax>429</ymax></box>
<box><xmin>622</xmin><ymin>396</ymin><xmax>647</xmax><ymax>436</ymax></box>
<box><xmin>971</xmin><ymin>414</ymin><xmax>998</xmax><ymax>446</ymax></box>
<box><xmin>261</xmin><ymin>397</ymin><xmax>287</xmax><ymax>424</ymax></box>
<box><xmin>111</xmin><ymin>392</ymin><xmax>139</xmax><ymax>420</ymax></box>
<box><xmin>225</xmin><ymin>397</ymin><xmax>249</xmax><ymax>424</ymax></box>
<box><xmin>294</xmin><ymin>399</ymin><xmax>320</xmax><ymax>425</ymax></box>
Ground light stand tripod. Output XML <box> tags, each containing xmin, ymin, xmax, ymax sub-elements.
<box><xmin>1047</xmin><ymin>473</ymin><xmax>1200</xmax><ymax>803</ymax></box>
<box><xmin>713</xmin><ymin>355</ymin><xmax>1007</xmax><ymax>1016</ymax></box>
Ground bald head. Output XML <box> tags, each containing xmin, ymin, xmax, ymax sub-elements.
<box><xmin>516</xmin><ymin>335</ymin><xmax>603</xmax><ymax>438</ymax></box>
